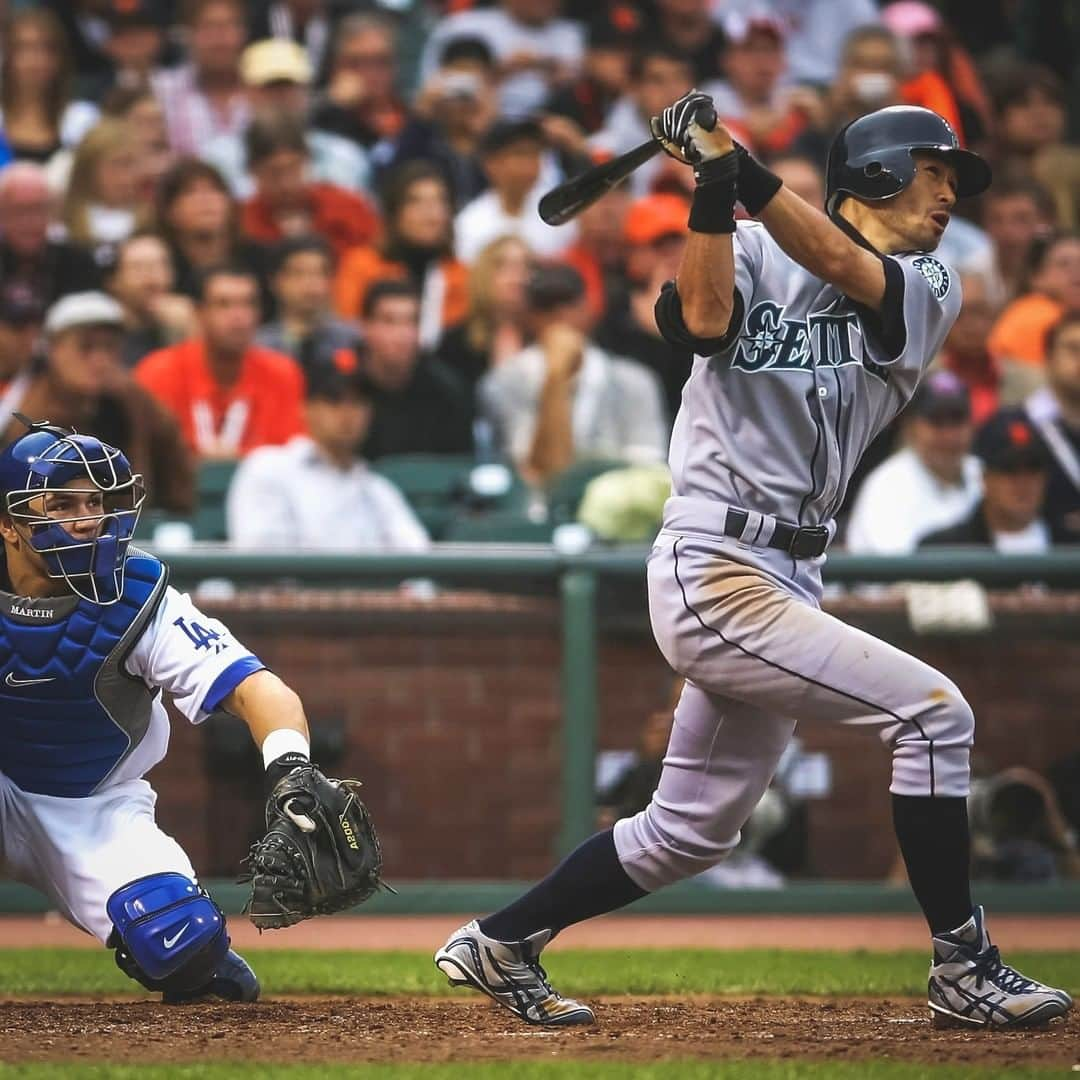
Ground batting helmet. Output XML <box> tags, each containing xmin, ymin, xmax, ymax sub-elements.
<box><xmin>825</xmin><ymin>106</ymin><xmax>991</xmax><ymax>215</ymax></box>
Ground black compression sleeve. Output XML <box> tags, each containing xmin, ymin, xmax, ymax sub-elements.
<box><xmin>736</xmin><ymin>144</ymin><xmax>783</xmax><ymax>216</ymax></box>
<box><xmin>654</xmin><ymin>279</ymin><xmax>744</xmax><ymax>353</ymax></box>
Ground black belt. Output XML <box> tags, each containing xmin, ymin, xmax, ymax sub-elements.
<box><xmin>723</xmin><ymin>507</ymin><xmax>829</xmax><ymax>559</ymax></box>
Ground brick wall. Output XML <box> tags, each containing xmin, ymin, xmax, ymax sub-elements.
<box><xmin>151</xmin><ymin>589</ymin><xmax>1080</xmax><ymax>881</ymax></box>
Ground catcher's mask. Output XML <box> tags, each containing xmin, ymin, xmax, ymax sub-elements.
<box><xmin>0</xmin><ymin>417</ymin><xmax>145</xmax><ymax>605</ymax></box>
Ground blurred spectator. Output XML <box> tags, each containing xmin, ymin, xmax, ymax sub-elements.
<box><xmin>0</xmin><ymin>291</ymin><xmax>193</xmax><ymax>513</ymax></box>
<box><xmin>204</xmin><ymin>38</ymin><xmax>370</xmax><ymax>200</ymax></box>
<box><xmin>455</xmin><ymin>119</ymin><xmax>575</xmax><ymax>263</ymax></box>
<box><xmin>792</xmin><ymin>25</ymin><xmax>903</xmax><ymax>167</ymax></box>
<box><xmin>988</xmin><ymin>233</ymin><xmax>1080</xmax><ymax>369</ymax></box>
<box><xmin>754</xmin><ymin>0</ymin><xmax>880</xmax><ymax>89</ymax></box>
<box><xmin>880</xmin><ymin>1</ymin><xmax>990</xmax><ymax>147</ymax></box>
<box><xmin>226</xmin><ymin>366</ymin><xmax>429</xmax><ymax>552</ymax></box>
<box><xmin>594</xmin><ymin>194</ymin><xmax>691</xmax><ymax>426</ymax></box>
<box><xmin>705</xmin><ymin>11</ymin><xmax>823</xmax><ymax>158</ymax></box>
<box><xmin>591</xmin><ymin>45</ymin><xmax>695</xmax><ymax>199</ymax></box>
<box><xmin>0</xmin><ymin>163</ymin><xmax>105</xmax><ymax>310</ymax></box>
<box><xmin>358</xmin><ymin>281</ymin><xmax>475</xmax><ymax>460</ymax></box>
<box><xmin>420</xmin><ymin>0</ymin><xmax>585</xmax><ymax>120</ymax></box>
<box><xmin>937</xmin><ymin>274</ymin><xmax>1002</xmax><ymax>425</ymax></box>
<box><xmin>259</xmin><ymin>236</ymin><xmax>359</xmax><ymax>378</ymax></box>
<box><xmin>102</xmin><ymin>87</ymin><xmax>175</xmax><ymax>212</ymax></box>
<box><xmin>135</xmin><ymin>264</ymin><xmax>306</xmax><ymax>460</ymax></box>
<box><xmin>769</xmin><ymin>154</ymin><xmax>826</xmax><ymax>208</ymax></box>
<box><xmin>981</xmin><ymin>178</ymin><xmax>1057</xmax><ymax>303</ymax></box>
<box><xmin>644</xmin><ymin>0</ymin><xmax>725</xmax><ymax>84</ymax></box>
<box><xmin>389</xmin><ymin>37</ymin><xmax>499</xmax><ymax>211</ymax></box>
<box><xmin>151</xmin><ymin>0</ymin><xmax>251</xmax><ymax>156</ymax></box>
<box><xmin>107</xmin><ymin>231</ymin><xmax>197</xmax><ymax>369</ymax></box>
<box><xmin>846</xmin><ymin>371</ymin><xmax>981</xmax><ymax>553</ymax></box>
<box><xmin>0</xmin><ymin>8</ymin><xmax>100</xmax><ymax>173</ymax></box>
<box><xmin>155</xmin><ymin>158</ymin><xmax>273</xmax><ymax>313</ymax></box>
<box><xmin>240</xmin><ymin>113</ymin><xmax>380</xmax><ymax>261</ymax></box>
<box><xmin>0</xmin><ymin>283</ymin><xmax>45</xmax><ymax>394</ymax></box>
<box><xmin>438</xmin><ymin>236</ymin><xmax>534</xmax><ymax>392</ymax></box>
<box><xmin>334</xmin><ymin>163</ymin><xmax>467</xmax><ymax>349</ymax></box>
<box><xmin>61</xmin><ymin>119</ymin><xmax>145</xmax><ymax>248</ymax></box>
<box><xmin>559</xmin><ymin>186</ymin><xmax>632</xmax><ymax>322</ymax></box>
<box><xmin>921</xmin><ymin>410</ymin><xmax>1050</xmax><ymax>552</ymax></box>
<box><xmin>311</xmin><ymin>14</ymin><xmax>408</xmax><ymax>154</ymax></box>
<box><xmin>481</xmin><ymin>264</ymin><xmax>667</xmax><ymax>485</ymax></box>
<box><xmin>249</xmin><ymin>0</ymin><xmax>335</xmax><ymax>76</ymax></box>
<box><xmin>544</xmin><ymin>16</ymin><xmax>636</xmax><ymax>136</ymax></box>
<box><xmin>1025</xmin><ymin>313</ymin><xmax>1080</xmax><ymax>543</ymax></box>
<box><xmin>969</xmin><ymin>767</ymin><xmax>1080</xmax><ymax>882</ymax></box>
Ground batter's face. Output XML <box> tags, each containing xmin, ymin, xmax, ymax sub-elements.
<box><xmin>865</xmin><ymin>153</ymin><xmax>957</xmax><ymax>253</ymax></box>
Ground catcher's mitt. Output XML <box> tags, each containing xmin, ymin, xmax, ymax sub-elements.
<box><xmin>242</xmin><ymin>762</ymin><xmax>389</xmax><ymax>929</ymax></box>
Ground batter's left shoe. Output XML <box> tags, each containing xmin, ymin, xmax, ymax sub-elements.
<box><xmin>163</xmin><ymin>949</ymin><xmax>261</xmax><ymax>1004</ymax></box>
<box><xmin>928</xmin><ymin>906</ymin><xmax>1072</xmax><ymax>1028</ymax></box>
<box><xmin>435</xmin><ymin>920</ymin><xmax>595</xmax><ymax>1026</ymax></box>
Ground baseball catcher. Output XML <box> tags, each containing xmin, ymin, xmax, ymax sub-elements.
<box><xmin>242</xmin><ymin>755</ymin><xmax>388</xmax><ymax>929</ymax></box>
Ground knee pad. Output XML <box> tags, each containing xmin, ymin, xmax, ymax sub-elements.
<box><xmin>106</xmin><ymin>873</ymin><xmax>228</xmax><ymax>994</ymax></box>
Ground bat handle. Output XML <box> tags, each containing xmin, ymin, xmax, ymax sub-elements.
<box><xmin>694</xmin><ymin>104</ymin><xmax>718</xmax><ymax>132</ymax></box>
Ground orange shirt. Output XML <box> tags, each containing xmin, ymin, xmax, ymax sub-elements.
<box><xmin>333</xmin><ymin>245</ymin><xmax>469</xmax><ymax>327</ymax></box>
<box><xmin>987</xmin><ymin>293</ymin><xmax>1064</xmax><ymax>367</ymax></box>
<box><xmin>241</xmin><ymin>183</ymin><xmax>381</xmax><ymax>261</ymax></box>
<box><xmin>134</xmin><ymin>338</ymin><xmax>306</xmax><ymax>458</ymax></box>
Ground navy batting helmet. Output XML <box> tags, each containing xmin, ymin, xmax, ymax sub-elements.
<box><xmin>825</xmin><ymin>106</ymin><xmax>991</xmax><ymax>215</ymax></box>
<box><xmin>0</xmin><ymin>417</ymin><xmax>145</xmax><ymax>604</ymax></box>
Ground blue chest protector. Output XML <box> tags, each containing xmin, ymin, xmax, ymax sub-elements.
<box><xmin>0</xmin><ymin>553</ymin><xmax>167</xmax><ymax>797</ymax></box>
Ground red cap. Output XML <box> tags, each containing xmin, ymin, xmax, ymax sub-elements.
<box><xmin>624</xmin><ymin>194</ymin><xmax>689</xmax><ymax>246</ymax></box>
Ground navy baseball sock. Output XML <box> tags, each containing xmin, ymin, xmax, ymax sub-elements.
<box><xmin>892</xmin><ymin>795</ymin><xmax>973</xmax><ymax>934</ymax></box>
<box><xmin>479</xmin><ymin>828</ymin><xmax>647</xmax><ymax>942</ymax></box>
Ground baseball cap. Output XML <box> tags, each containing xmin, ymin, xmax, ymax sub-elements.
<box><xmin>881</xmin><ymin>1</ymin><xmax>945</xmax><ymax>39</ymax></box>
<box><xmin>241</xmin><ymin>39</ymin><xmax>313</xmax><ymax>88</ymax></box>
<box><xmin>44</xmin><ymin>292</ymin><xmax>125</xmax><ymax>337</ymax></box>
<box><xmin>624</xmin><ymin>194</ymin><xmax>689</xmax><ymax>246</ymax></box>
<box><xmin>907</xmin><ymin>370</ymin><xmax>971</xmax><ymax>422</ymax></box>
<box><xmin>306</xmin><ymin>365</ymin><xmax>376</xmax><ymax>403</ymax></box>
<box><xmin>0</xmin><ymin>281</ymin><xmax>46</xmax><ymax>326</ymax></box>
<box><xmin>721</xmin><ymin>8</ymin><xmax>785</xmax><ymax>45</ymax></box>
<box><xmin>972</xmin><ymin>410</ymin><xmax>1049</xmax><ymax>472</ymax></box>
<box><xmin>104</xmin><ymin>0</ymin><xmax>167</xmax><ymax>28</ymax></box>
<box><xmin>479</xmin><ymin>118</ymin><xmax>545</xmax><ymax>157</ymax></box>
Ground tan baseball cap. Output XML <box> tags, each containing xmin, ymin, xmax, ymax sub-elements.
<box><xmin>241</xmin><ymin>39</ymin><xmax>313</xmax><ymax>88</ymax></box>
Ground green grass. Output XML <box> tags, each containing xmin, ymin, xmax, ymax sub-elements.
<box><xmin>0</xmin><ymin>947</ymin><xmax>1076</xmax><ymax>998</ymax></box>
<box><xmin>0</xmin><ymin>1063</ymin><xmax>1069</xmax><ymax>1080</ymax></box>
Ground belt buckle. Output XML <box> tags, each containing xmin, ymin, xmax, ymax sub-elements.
<box><xmin>788</xmin><ymin>525</ymin><xmax>828</xmax><ymax>559</ymax></box>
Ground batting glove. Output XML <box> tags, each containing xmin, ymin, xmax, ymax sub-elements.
<box><xmin>651</xmin><ymin>90</ymin><xmax>722</xmax><ymax>165</ymax></box>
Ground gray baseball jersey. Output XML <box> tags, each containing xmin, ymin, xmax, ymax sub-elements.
<box><xmin>664</xmin><ymin>220</ymin><xmax>961</xmax><ymax>592</ymax></box>
<box><xmin>613</xmin><ymin>219</ymin><xmax>974</xmax><ymax>891</ymax></box>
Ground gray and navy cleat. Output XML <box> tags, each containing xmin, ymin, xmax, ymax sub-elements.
<box><xmin>435</xmin><ymin>920</ymin><xmax>595</xmax><ymax>1026</ymax></box>
<box><xmin>163</xmin><ymin>949</ymin><xmax>260</xmax><ymax>1004</ymax></box>
<box><xmin>928</xmin><ymin>906</ymin><xmax>1073</xmax><ymax>1028</ymax></box>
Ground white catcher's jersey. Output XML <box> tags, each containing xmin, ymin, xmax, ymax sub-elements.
<box><xmin>666</xmin><ymin>220</ymin><xmax>961</xmax><ymax>554</ymax></box>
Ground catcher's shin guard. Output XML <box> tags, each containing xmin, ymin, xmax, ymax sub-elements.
<box><xmin>435</xmin><ymin>920</ymin><xmax>595</xmax><ymax>1026</ymax></box>
<box><xmin>928</xmin><ymin>907</ymin><xmax>1073</xmax><ymax>1028</ymax></box>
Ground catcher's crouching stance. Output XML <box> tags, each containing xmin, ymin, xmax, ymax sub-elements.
<box><xmin>0</xmin><ymin>418</ymin><xmax>385</xmax><ymax>1004</ymax></box>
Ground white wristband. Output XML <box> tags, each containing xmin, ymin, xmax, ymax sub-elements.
<box><xmin>261</xmin><ymin>728</ymin><xmax>311</xmax><ymax>770</ymax></box>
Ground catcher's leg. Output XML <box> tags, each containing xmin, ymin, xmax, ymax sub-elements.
<box><xmin>9</xmin><ymin>777</ymin><xmax>259</xmax><ymax>1003</ymax></box>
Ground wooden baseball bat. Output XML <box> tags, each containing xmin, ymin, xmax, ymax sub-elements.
<box><xmin>538</xmin><ymin>106</ymin><xmax>717</xmax><ymax>227</ymax></box>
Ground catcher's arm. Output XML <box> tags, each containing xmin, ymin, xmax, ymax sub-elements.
<box><xmin>221</xmin><ymin>668</ymin><xmax>311</xmax><ymax>769</ymax></box>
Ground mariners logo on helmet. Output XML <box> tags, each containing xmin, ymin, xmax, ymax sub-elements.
<box><xmin>912</xmin><ymin>256</ymin><xmax>951</xmax><ymax>302</ymax></box>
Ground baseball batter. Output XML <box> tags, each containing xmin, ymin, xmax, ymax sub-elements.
<box><xmin>436</xmin><ymin>100</ymin><xmax>1074</xmax><ymax>1030</ymax></box>
<box><xmin>0</xmin><ymin>419</ymin><xmax>384</xmax><ymax>1001</ymax></box>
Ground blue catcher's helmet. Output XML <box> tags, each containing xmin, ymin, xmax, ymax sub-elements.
<box><xmin>0</xmin><ymin>417</ymin><xmax>145</xmax><ymax>604</ymax></box>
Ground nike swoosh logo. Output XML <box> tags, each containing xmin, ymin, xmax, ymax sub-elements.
<box><xmin>163</xmin><ymin>923</ymin><xmax>190</xmax><ymax>950</ymax></box>
<box><xmin>5</xmin><ymin>672</ymin><xmax>56</xmax><ymax>687</ymax></box>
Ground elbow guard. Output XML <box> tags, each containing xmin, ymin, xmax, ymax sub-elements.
<box><xmin>654</xmin><ymin>280</ymin><xmax>743</xmax><ymax>353</ymax></box>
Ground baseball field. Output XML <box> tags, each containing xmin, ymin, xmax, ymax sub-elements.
<box><xmin>0</xmin><ymin>914</ymin><xmax>1076</xmax><ymax>1078</ymax></box>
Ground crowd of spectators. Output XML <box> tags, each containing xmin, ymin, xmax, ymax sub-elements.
<box><xmin>1</xmin><ymin>0</ymin><xmax>1079</xmax><ymax>554</ymax></box>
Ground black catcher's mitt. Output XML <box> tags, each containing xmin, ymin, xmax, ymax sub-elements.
<box><xmin>242</xmin><ymin>763</ymin><xmax>388</xmax><ymax>929</ymax></box>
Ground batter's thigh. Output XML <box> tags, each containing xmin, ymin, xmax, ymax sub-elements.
<box><xmin>647</xmin><ymin>532</ymin><xmax>974</xmax><ymax>799</ymax></box>
<box><xmin>5</xmin><ymin>778</ymin><xmax>196</xmax><ymax>943</ymax></box>
<box><xmin>614</xmin><ymin>680</ymin><xmax>796</xmax><ymax>890</ymax></box>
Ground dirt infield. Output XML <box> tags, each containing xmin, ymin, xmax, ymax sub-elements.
<box><xmin>0</xmin><ymin>996</ymin><xmax>1075</xmax><ymax>1068</ymax></box>
<box><xmin>3</xmin><ymin>913</ymin><xmax>1079</xmax><ymax>951</ymax></box>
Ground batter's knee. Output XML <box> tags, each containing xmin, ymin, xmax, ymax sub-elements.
<box><xmin>889</xmin><ymin>686</ymin><xmax>975</xmax><ymax>799</ymax></box>
<box><xmin>106</xmin><ymin>873</ymin><xmax>228</xmax><ymax>995</ymax></box>
<box><xmin>614</xmin><ymin>804</ymin><xmax>739</xmax><ymax>892</ymax></box>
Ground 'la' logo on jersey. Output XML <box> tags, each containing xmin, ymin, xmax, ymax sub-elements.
<box><xmin>732</xmin><ymin>302</ymin><xmax>876</xmax><ymax>377</ymax></box>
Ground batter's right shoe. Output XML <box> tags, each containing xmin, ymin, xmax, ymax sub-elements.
<box><xmin>928</xmin><ymin>906</ymin><xmax>1073</xmax><ymax>1029</ymax></box>
<box><xmin>434</xmin><ymin>920</ymin><xmax>595</xmax><ymax>1026</ymax></box>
